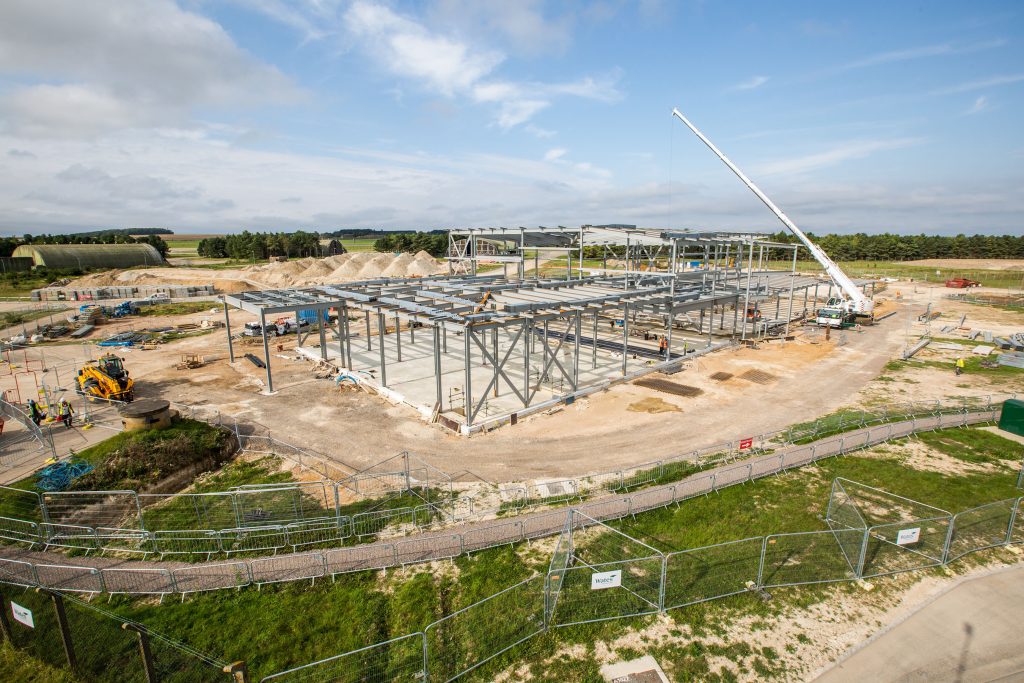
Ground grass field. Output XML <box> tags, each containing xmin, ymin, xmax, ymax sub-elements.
<box><xmin>763</xmin><ymin>259</ymin><xmax>1024</xmax><ymax>289</ymax></box>
<box><xmin>88</xmin><ymin>426</ymin><xmax>1023</xmax><ymax>682</ymax></box>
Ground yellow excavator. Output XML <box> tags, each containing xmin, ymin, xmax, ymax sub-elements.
<box><xmin>77</xmin><ymin>353</ymin><xmax>135</xmax><ymax>403</ymax></box>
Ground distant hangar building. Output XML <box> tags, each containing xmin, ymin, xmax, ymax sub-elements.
<box><xmin>12</xmin><ymin>243</ymin><xmax>165</xmax><ymax>270</ymax></box>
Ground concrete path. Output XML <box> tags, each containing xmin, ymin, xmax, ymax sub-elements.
<box><xmin>813</xmin><ymin>564</ymin><xmax>1024</xmax><ymax>683</ymax></box>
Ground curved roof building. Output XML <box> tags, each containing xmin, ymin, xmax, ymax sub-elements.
<box><xmin>12</xmin><ymin>243</ymin><xmax>164</xmax><ymax>270</ymax></box>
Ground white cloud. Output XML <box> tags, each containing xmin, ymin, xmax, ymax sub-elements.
<box><xmin>841</xmin><ymin>39</ymin><xmax>1005</xmax><ymax>70</ymax></box>
<box><xmin>342</xmin><ymin>1</ymin><xmax>620</xmax><ymax>129</ymax></box>
<box><xmin>428</xmin><ymin>0</ymin><xmax>575</xmax><ymax>56</ymax></box>
<box><xmin>731</xmin><ymin>75</ymin><xmax>769</xmax><ymax>91</ymax></box>
<box><xmin>931</xmin><ymin>74</ymin><xmax>1024</xmax><ymax>95</ymax></box>
<box><xmin>0</xmin><ymin>0</ymin><xmax>299</xmax><ymax>138</ymax></box>
<box><xmin>755</xmin><ymin>138</ymin><xmax>924</xmax><ymax>176</ymax></box>
<box><xmin>544</xmin><ymin>148</ymin><xmax>568</xmax><ymax>162</ymax></box>
<box><xmin>966</xmin><ymin>96</ymin><xmax>990</xmax><ymax>115</ymax></box>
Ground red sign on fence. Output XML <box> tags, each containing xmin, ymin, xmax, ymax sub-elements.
<box><xmin>739</xmin><ymin>437</ymin><xmax>753</xmax><ymax>450</ymax></box>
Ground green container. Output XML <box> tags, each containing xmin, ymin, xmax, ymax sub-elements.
<box><xmin>998</xmin><ymin>399</ymin><xmax>1024</xmax><ymax>437</ymax></box>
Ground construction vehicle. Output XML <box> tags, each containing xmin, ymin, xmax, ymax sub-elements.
<box><xmin>176</xmin><ymin>354</ymin><xmax>205</xmax><ymax>370</ymax></box>
<box><xmin>671</xmin><ymin>109</ymin><xmax>874</xmax><ymax>327</ymax></box>
<box><xmin>76</xmin><ymin>353</ymin><xmax>135</xmax><ymax>402</ymax></box>
<box><xmin>945</xmin><ymin>278</ymin><xmax>981</xmax><ymax>289</ymax></box>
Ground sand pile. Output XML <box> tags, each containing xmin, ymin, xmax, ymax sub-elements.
<box><xmin>64</xmin><ymin>252</ymin><xmax>446</xmax><ymax>293</ymax></box>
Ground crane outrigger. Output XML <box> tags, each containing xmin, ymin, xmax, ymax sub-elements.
<box><xmin>671</xmin><ymin>108</ymin><xmax>873</xmax><ymax>326</ymax></box>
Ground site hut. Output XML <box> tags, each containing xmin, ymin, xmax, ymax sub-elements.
<box><xmin>11</xmin><ymin>243</ymin><xmax>164</xmax><ymax>270</ymax></box>
<box><xmin>222</xmin><ymin>226</ymin><xmax>871</xmax><ymax>435</ymax></box>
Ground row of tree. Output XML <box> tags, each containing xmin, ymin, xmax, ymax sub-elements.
<box><xmin>0</xmin><ymin>233</ymin><xmax>169</xmax><ymax>258</ymax></box>
<box><xmin>197</xmin><ymin>231</ymin><xmax>322</xmax><ymax>259</ymax></box>
<box><xmin>762</xmin><ymin>232</ymin><xmax>1024</xmax><ymax>262</ymax></box>
<box><xmin>373</xmin><ymin>232</ymin><xmax>448</xmax><ymax>256</ymax></box>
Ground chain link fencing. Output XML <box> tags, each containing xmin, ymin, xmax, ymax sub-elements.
<box><xmin>0</xmin><ymin>578</ymin><xmax>236</xmax><ymax>683</ymax></box>
<box><xmin>258</xmin><ymin>474</ymin><xmax>1024</xmax><ymax>682</ymax></box>
<box><xmin>0</xmin><ymin>405</ymin><xmax>1008</xmax><ymax>598</ymax></box>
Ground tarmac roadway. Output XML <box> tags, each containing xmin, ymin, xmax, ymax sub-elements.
<box><xmin>813</xmin><ymin>563</ymin><xmax>1024</xmax><ymax>683</ymax></box>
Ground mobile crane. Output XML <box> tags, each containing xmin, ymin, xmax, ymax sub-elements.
<box><xmin>671</xmin><ymin>108</ymin><xmax>873</xmax><ymax>327</ymax></box>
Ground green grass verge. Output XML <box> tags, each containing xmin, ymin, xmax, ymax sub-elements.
<box><xmin>0</xmin><ymin>308</ymin><xmax>70</xmax><ymax>328</ymax></box>
<box><xmin>79</xmin><ymin>427</ymin><xmax>1023</xmax><ymax>682</ymax></box>
<box><xmin>0</xmin><ymin>642</ymin><xmax>79</xmax><ymax>682</ymax></box>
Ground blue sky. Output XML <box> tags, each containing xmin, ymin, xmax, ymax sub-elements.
<box><xmin>1</xmin><ymin>0</ymin><xmax>1022</xmax><ymax>235</ymax></box>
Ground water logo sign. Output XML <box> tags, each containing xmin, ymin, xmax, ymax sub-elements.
<box><xmin>591</xmin><ymin>570</ymin><xmax>622</xmax><ymax>590</ymax></box>
<box><xmin>11</xmin><ymin>601</ymin><xmax>34</xmax><ymax>628</ymax></box>
<box><xmin>896</xmin><ymin>527</ymin><xmax>921</xmax><ymax>546</ymax></box>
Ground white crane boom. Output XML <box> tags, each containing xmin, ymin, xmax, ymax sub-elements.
<box><xmin>670</xmin><ymin>108</ymin><xmax>872</xmax><ymax>315</ymax></box>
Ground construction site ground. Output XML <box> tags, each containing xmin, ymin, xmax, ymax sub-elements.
<box><xmin>5</xmin><ymin>278</ymin><xmax>1020</xmax><ymax>483</ymax></box>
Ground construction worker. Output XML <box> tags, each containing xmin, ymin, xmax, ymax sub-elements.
<box><xmin>27</xmin><ymin>399</ymin><xmax>45</xmax><ymax>426</ymax></box>
<box><xmin>955</xmin><ymin>357</ymin><xmax>966</xmax><ymax>376</ymax></box>
<box><xmin>659</xmin><ymin>336</ymin><xmax>669</xmax><ymax>356</ymax></box>
<box><xmin>59</xmin><ymin>399</ymin><xmax>74</xmax><ymax>429</ymax></box>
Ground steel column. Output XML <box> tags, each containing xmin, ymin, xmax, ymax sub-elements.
<box><xmin>223</xmin><ymin>299</ymin><xmax>234</xmax><ymax>363</ymax></box>
<box><xmin>377</xmin><ymin>312</ymin><xmax>387</xmax><ymax>387</ymax></box>
<box><xmin>622</xmin><ymin>302</ymin><xmax>629</xmax><ymax>376</ymax></box>
<box><xmin>464</xmin><ymin>327</ymin><xmax>473</xmax><ymax>426</ymax></box>
<box><xmin>260</xmin><ymin>310</ymin><xmax>274</xmax><ymax>393</ymax></box>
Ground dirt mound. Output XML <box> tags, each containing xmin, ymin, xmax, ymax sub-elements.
<box><xmin>63</xmin><ymin>252</ymin><xmax>446</xmax><ymax>293</ymax></box>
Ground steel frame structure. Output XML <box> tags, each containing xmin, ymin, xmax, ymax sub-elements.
<box><xmin>223</xmin><ymin>227</ymin><xmax>873</xmax><ymax>434</ymax></box>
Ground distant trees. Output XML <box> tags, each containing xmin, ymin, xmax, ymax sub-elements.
<box><xmin>764</xmin><ymin>232</ymin><xmax>1024</xmax><ymax>261</ymax></box>
<box><xmin>198</xmin><ymin>230</ymin><xmax>322</xmax><ymax>260</ymax></box>
<box><xmin>373</xmin><ymin>232</ymin><xmax>448</xmax><ymax>256</ymax></box>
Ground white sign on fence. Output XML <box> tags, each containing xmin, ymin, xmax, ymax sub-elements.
<box><xmin>591</xmin><ymin>570</ymin><xmax>622</xmax><ymax>590</ymax></box>
<box><xmin>11</xmin><ymin>601</ymin><xmax>34</xmax><ymax>628</ymax></box>
<box><xmin>896</xmin><ymin>527</ymin><xmax>921</xmax><ymax>546</ymax></box>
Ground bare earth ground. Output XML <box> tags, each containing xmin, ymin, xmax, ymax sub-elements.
<box><xmin>6</xmin><ymin>280</ymin><xmax>1021</xmax><ymax>483</ymax></box>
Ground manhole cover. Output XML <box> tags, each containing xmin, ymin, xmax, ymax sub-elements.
<box><xmin>635</xmin><ymin>378</ymin><xmax>703</xmax><ymax>397</ymax></box>
<box><xmin>709</xmin><ymin>371</ymin><xmax>733</xmax><ymax>381</ymax></box>
<box><xmin>738</xmin><ymin>369</ymin><xmax>777</xmax><ymax>384</ymax></box>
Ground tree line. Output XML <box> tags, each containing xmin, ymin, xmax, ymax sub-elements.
<box><xmin>372</xmin><ymin>232</ymin><xmax>448</xmax><ymax>256</ymax></box>
<box><xmin>197</xmin><ymin>231</ymin><xmax>322</xmax><ymax>259</ymax></box>
<box><xmin>761</xmin><ymin>231</ymin><xmax>1024</xmax><ymax>262</ymax></box>
<box><xmin>0</xmin><ymin>233</ymin><xmax>169</xmax><ymax>258</ymax></box>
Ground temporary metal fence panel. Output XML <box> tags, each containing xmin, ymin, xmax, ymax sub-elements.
<box><xmin>577</xmin><ymin>496</ymin><xmax>631</xmax><ymax>522</ymax></box>
<box><xmin>673</xmin><ymin>473</ymin><xmax>715</xmax><ymax>502</ymax></box>
<box><xmin>232</xmin><ymin>483</ymin><xmax>334</xmax><ymax>527</ymax></box>
<box><xmin>260</xmin><ymin>632</ymin><xmax>426</xmax><ymax>683</ymax></box>
<box><xmin>780</xmin><ymin>446</ymin><xmax>815</xmax><ymax>470</ymax></box>
<box><xmin>945</xmin><ymin>499</ymin><xmax>1017</xmax><ymax>563</ymax></box>
<box><xmin>95</xmin><ymin>527</ymin><xmax>151</xmax><ymax>554</ymax></box>
<box><xmin>523</xmin><ymin>509</ymin><xmax>574</xmax><ymax>540</ymax></box>
<box><xmin>528</xmin><ymin>478</ymin><xmax>578</xmax><ymax>506</ymax></box>
<box><xmin>663</xmin><ymin>537</ymin><xmax>763</xmax><ymax>609</ymax></box>
<box><xmin>712</xmin><ymin>464</ymin><xmax>751</xmax><ymax>489</ymax></box>
<box><xmin>825</xmin><ymin>479</ymin><xmax>869</xmax><ymax>575</ymax></box>
<box><xmin>171</xmin><ymin>561</ymin><xmax>251</xmax><ymax>593</ymax></box>
<box><xmin>352</xmin><ymin>507</ymin><xmax>417</xmax><ymax>537</ymax></box>
<box><xmin>250</xmin><ymin>553</ymin><xmax>327</xmax><ymax>585</ymax></box>
<box><xmin>750</xmin><ymin>455</ymin><xmax>784</xmax><ymax>480</ymax></box>
<box><xmin>0</xmin><ymin>557</ymin><xmax>37</xmax><ymax>585</ymax></box>
<box><xmin>42</xmin><ymin>490</ymin><xmax>142</xmax><ymax>530</ymax></box>
<box><xmin>219</xmin><ymin>525</ymin><xmax>288</xmax><ymax>554</ymax></box>
<box><xmin>101</xmin><ymin>567</ymin><xmax>176</xmax><ymax>595</ymax></box>
<box><xmin>544</xmin><ymin>513</ymin><xmax>572</xmax><ymax>626</ymax></box>
<box><xmin>462</xmin><ymin>520</ymin><xmax>524</xmax><ymax>552</ymax></box>
<box><xmin>41</xmin><ymin>522</ymin><xmax>99</xmax><ymax>551</ymax></box>
<box><xmin>551</xmin><ymin>556</ymin><xmax>663</xmax><ymax>626</ymax></box>
<box><xmin>425</xmin><ymin>575</ymin><xmax>546</xmax><ymax>683</ymax></box>
<box><xmin>759</xmin><ymin>531</ymin><xmax>860</xmax><ymax>588</ymax></box>
<box><xmin>140</xmin><ymin>491</ymin><xmax>239</xmax><ymax>533</ymax></box>
<box><xmin>0</xmin><ymin>484</ymin><xmax>44</xmax><ymax>523</ymax></box>
<box><xmin>0</xmin><ymin>515</ymin><xmax>42</xmax><ymax>544</ymax></box>
<box><xmin>618</xmin><ymin>461</ymin><xmax>664</xmax><ymax>491</ymax></box>
<box><xmin>34</xmin><ymin>563</ymin><xmax>103</xmax><ymax>593</ymax></box>
<box><xmin>860</xmin><ymin>515</ymin><xmax>953</xmax><ymax>578</ymax></box>
<box><xmin>284</xmin><ymin>517</ymin><xmax>351</xmax><ymax>550</ymax></box>
<box><xmin>629</xmin><ymin>485</ymin><xmax>676</xmax><ymax>515</ymax></box>
<box><xmin>394</xmin><ymin>534</ymin><xmax>462</xmax><ymax>564</ymax></box>
<box><xmin>324</xmin><ymin>543</ymin><xmax>397</xmax><ymax>575</ymax></box>
<box><xmin>152</xmin><ymin>529</ymin><xmax>223</xmax><ymax>556</ymax></box>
